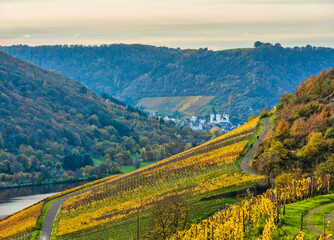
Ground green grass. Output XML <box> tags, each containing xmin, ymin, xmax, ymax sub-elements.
<box><xmin>92</xmin><ymin>156</ymin><xmax>105</xmax><ymax>166</ymax></box>
<box><xmin>192</xmin><ymin>197</ymin><xmax>237</xmax><ymax>222</ymax></box>
<box><xmin>310</xmin><ymin>201</ymin><xmax>334</xmax><ymax>233</ymax></box>
<box><xmin>278</xmin><ymin>194</ymin><xmax>334</xmax><ymax>239</ymax></box>
<box><xmin>121</xmin><ymin>161</ymin><xmax>155</xmax><ymax>174</ymax></box>
<box><xmin>270</xmin><ymin>111</ymin><xmax>277</xmax><ymax>125</ymax></box>
<box><xmin>236</xmin><ymin>118</ymin><xmax>264</xmax><ymax>168</ymax></box>
<box><xmin>94</xmin><ymin>156</ymin><xmax>155</xmax><ymax>174</ymax></box>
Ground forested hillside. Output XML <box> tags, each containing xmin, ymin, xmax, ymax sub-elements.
<box><xmin>252</xmin><ymin>68</ymin><xmax>334</xmax><ymax>177</ymax></box>
<box><xmin>2</xmin><ymin>42</ymin><xmax>334</xmax><ymax>121</ymax></box>
<box><xmin>0</xmin><ymin>51</ymin><xmax>209</xmax><ymax>186</ymax></box>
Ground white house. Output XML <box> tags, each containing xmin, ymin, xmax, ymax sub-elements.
<box><xmin>210</xmin><ymin>114</ymin><xmax>215</xmax><ymax>123</ymax></box>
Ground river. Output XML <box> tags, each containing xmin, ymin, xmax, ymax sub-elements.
<box><xmin>0</xmin><ymin>181</ymin><xmax>87</xmax><ymax>219</ymax></box>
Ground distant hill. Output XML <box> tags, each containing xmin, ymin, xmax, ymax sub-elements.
<box><xmin>2</xmin><ymin>42</ymin><xmax>334</xmax><ymax>122</ymax></box>
<box><xmin>0</xmin><ymin>51</ymin><xmax>209</xmax><ymax>185</ymax></box>
<box><xmin>252</xmin><ymin>68</ymin><xmax>334</xmax><ymax>177</ymax></box>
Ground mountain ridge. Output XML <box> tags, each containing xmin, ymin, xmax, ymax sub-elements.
<box><xmin>0</xmin><ymin>50</ymin><xmax>209</xmax><ymax>186</ymax></box>
<box><xmin>2</xmin><ymin>42</ymin><xmax>334</xmax><ymax>121</ymax></box>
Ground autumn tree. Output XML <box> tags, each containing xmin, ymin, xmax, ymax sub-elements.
<box><xmin>259</xmin><ymin>107</ymin><xmax>269</xmax><ymax>119</ymax></box>
<box><xmin>146</xmin><ymin>193</ymin><xmax>191</xmax><ymax>240</ymax></box>
<box><xmin>275</xmin><ymin>119</ymin><xmax>290</xmax><ymax>140</ymax></box>
<box><xmin>141</xmin><ymin>148</ymin><xmax>147</xmax><ymax>162</ymax></box>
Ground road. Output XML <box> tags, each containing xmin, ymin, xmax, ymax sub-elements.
<box><xmin>40</xmin><ymin>197</ymin><xmax>68</xmax><ymax>240</ymax></box>
<box><xmin>240</xmin><ymin>117</ymin><xmax>270</xmax><ymax>175</ymax></box>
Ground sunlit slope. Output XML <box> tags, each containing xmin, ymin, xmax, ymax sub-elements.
<box><xmin>0</xmin><ymin>201</ymin><xmax>44</xmax><ymax>239</ymax></box>
<box><xmin>136</xmin><ymin>96</ymin><xmax>214</xmax><ymax>116</ymax></box>
<box><xmin>55</xmin><ymin>117</ymin><xmax>263</xmax><ymax>239</ymax></box>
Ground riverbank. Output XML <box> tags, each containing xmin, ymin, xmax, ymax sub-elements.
<box><xmin>0</xmin><ymin>180</ymin><xmax>94</xmax><ymax>219</ymax></box>
<box><xmin>0</xmin><ymin>176</ymin><xmax>103</xmax><ymax>190</ymax></box>
<box><xmin>0</xmin><ymin>161</ymin><xmax>156</xmax><ymax>190</ymax></box>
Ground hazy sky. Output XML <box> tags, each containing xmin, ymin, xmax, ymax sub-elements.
<box><xmin>0</xmin><ymin>0</ymin><xmax>333</xmax><ymax>50</ymax></box>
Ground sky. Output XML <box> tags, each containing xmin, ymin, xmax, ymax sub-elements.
<box><xmin>0</xmin><ymin>0</ymin><xmax>333</xmax><ymax>50</ymax></box>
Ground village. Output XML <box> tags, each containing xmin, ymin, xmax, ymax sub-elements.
<box><xmin>162</xmin><ymin>113</ymin><xmax>237</xmax><ymax>131</ymax></box>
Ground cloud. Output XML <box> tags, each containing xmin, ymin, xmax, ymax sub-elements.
<box><xmin>0</xmin><ymin>0</ymin><xmax>333</xmax><ymax>49</ymax></box>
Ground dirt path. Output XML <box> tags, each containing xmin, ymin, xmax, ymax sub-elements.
<box><xmin>305</xmin><ymin>202</ymin><xmax>334</xmax><ymax>239</ymax></box>
<box><xmin>328</xmin><ymin>209</ymin><xmax>334</xmax><ymax>231</ymax></box>
<box><xmin>240</xmin><ymin>117</ymin><xmax>270</xmax><ymax>175</ymax></box>
<box><xmin>40</xmin><ymin>197</ymin><xmax>68</xmax><ymax>240</ymax></box>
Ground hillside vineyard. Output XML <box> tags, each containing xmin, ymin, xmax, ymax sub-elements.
<box><xmin>56</xmin><ymin>118</ymin><xmax>262</xmax><ymax>239</ymax></box>
<box><xmin>0</xmin><ymin>117</ymin><xmax>262</xmax><ymax>239</ymax></box>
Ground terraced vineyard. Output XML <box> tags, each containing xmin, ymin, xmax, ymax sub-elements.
<box><xmin>54</xmin><ymin>117</ymin><xmax>263</xmax><ymax>239</ymax></box>
<box><xmin>173</xmin><ymin>175</ymin><xmax>332</xmax><ymax>239</ymax></box>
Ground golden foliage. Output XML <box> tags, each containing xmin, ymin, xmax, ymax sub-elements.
<box><xmin>55</xmin><ymin>117</ymin><xmax>261</xmax><ymax>237</ymax></box>
<box><xmin>0</xmin><ymin>201</ymin><xmax>44</xmax><ymax>239</ymax></box>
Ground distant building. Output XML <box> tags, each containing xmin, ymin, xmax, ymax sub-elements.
<box><xmin>164</xmin><ymin>116</ymin><xmax>178</xmax><ymax>122</ymax></box>
<box><xmin>210</xmin><ymin>114</ymin><xmax>215</xmax><ymax>123</ymax></box>
<box><xmin>190</xmin><ymin>116</ymin><xmax>197</xmax><ymax>122</ymax></box>
<box><xmin>223</xmin><ymin>113</ymin><xmax>229</xmax><ymax>122</ymax></box>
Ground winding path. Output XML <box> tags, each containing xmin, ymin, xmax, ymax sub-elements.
<box><xmin>40</xmin><ymin>197</ymin><xmax>68</xmax><ymax>240</ymax></box>
<box><xmin>305</xmin><ymin>203</ymin><xmax>334</xmax><ymax>239</ymax></box>
<box><xmin>240</xmin><ymin>117</ymin><xmax>270</xmax><ymax>175</ymax></box>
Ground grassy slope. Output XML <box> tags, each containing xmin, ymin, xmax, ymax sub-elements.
<box><xmin>310</xmin><ymin>200</ymin><xmax>334</xmax><ymax>233</ymax></box>
<box><xmin>121</xmin><ymin>161</ymin><xmax>156</xmax><ymax>174</ymax></box>
<box><xmin>51</xmin><ymin>208</ymin><xmax>61</xmax><ymax>240</ymax></box>
<box><xmin>279</xmin><ymin>194</ymin><xmax>334</xmax><ymax>239</ymax></box>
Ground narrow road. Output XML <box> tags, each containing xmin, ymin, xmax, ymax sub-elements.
<box><xmin>40</xmin><ymin>197</ymin><xmax>68</xmax><ymax>240</ymax></box>
<box><xmin>305</xmin><ymin>202</ymin><xmax>334</xmax><ymax>239</ymax></box>
<box><xmin>240</xmin><ymin>117</ymin><xmax>270</xmax><ymax>175</ymax></box>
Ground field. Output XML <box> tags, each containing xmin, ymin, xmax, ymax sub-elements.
<box><xmin>136</xmin><ymin>96</ymin><xmax>214</xmax><ymax>116</ymax></box>
<box><xmin>53</xmin><ymin>117</ymin><xmax>263</xmax><ymax>239</ymax></box>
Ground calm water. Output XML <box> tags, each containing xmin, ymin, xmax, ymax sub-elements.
<box><xmin>0</xmin><ymin>181</ymin><xmax>87</xmax><ymax>219</ymax></box>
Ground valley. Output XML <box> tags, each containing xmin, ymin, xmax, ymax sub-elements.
<box><xmin>0</xmin><ymin>29</ymin><xmax>334</xmax><ymax>240</ymax></box>
<box><xmin>2</xmin><ymin>43</ymin><xmax>334</xmax><ymax>123</ymax></box>
<box><xmin>1</xmin><ymin>0</ymin><xmax>334</xmax><ymax>238</ymax></box>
